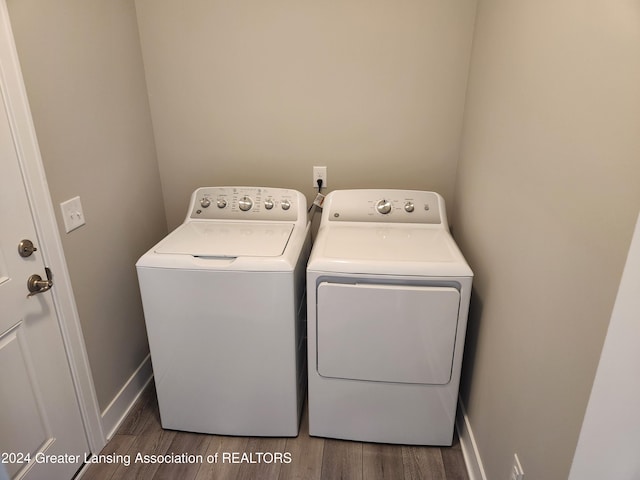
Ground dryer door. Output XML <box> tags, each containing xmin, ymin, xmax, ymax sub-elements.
<box><xmin>316</xmin><ymin>282</ymin><xmax>460</xmax><ymax>385</ymax></box>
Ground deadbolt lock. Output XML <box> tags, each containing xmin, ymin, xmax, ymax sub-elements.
<box><xmin>18</xmin><ymin>239</ymin><xmax>38</xmax><ymax>258</ymax></box>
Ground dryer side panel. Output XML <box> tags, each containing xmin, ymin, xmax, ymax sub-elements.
<box><xmin>316</xmin><ymin>283</ymin><xmax>460</xmax><ymax>385</ymax></box>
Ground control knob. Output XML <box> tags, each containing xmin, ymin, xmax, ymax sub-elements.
<box><xmin>375</xmin><ymin>199</ymin><xmax>392</xmax><ymax>214</ymax></box>
<box><xmin>264</xmin><ymin>199</ymin><xmax>274</xmax><ymax>210</ymax></box>
<box><xmin>238</xmin><ymin>196</ymin><xmax>253</xmax><ymax>211</ymax></box>
<box><xmin>217</xmin><ymin>198</ymin><xmax>227</xmax><ymax>209</ymax></box>
<box><xmin>200</xmin><ymin>197</ymin><xmax>211</xmax><ymax>208</ymax></box>
<box><xmin>281</xmin><ymin>199</ymin><xmax>291</xmax><ymax>210</ymax></box>
<box><xmin>404</xmin><ymin>202</ymin><xmax>415</xmax><ymax>213</ymax></box>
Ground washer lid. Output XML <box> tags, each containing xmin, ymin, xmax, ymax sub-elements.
<box><xmin>154</xmin><ymin>221</ymin><xmax>294</xmax><ymax>257</ymax></box>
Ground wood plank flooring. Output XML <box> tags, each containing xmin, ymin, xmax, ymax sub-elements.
<box><xmin>81</xmin><ymin>383</ymin><xmax>469</xmax><ymax>480</ymax></box>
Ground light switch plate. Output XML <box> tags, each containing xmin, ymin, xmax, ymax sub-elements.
<box><xmin>60</xmin><ymin>196</ymin><xmax>86</xmax><ymax>233</ymax></box>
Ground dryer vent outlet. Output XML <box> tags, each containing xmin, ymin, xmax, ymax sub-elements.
<box><xmin>510</xmin><ymin>454</ymin><xmax>524</xmax><ymax>480</ymax></box>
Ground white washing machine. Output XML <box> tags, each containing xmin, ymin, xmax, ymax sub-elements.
<box><xmin>307</xmin><ymin>189</ymin><xmax>473</xmax><ymax>445</ymax></box>
<box><xmin>136</xmin><ymin>186</ymin><xmax>310</xmax><ymax>436</ymax></box>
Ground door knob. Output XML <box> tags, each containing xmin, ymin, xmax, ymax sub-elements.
<box><xmin>27</xmin><ymin>267</ymin><xmax>53</xmax><ymax>297</ymax></box>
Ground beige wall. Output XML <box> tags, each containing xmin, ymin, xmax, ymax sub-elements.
<box><xmin>7</xmin><ymin>0</ymin><xmax>166</xmax><ymax>411</ymax></box>
<box><xmin>7</xmin><ymin>2</ymin><xmax>639</xmax><ymax>477</ymax></box>
<box><xmin>134</xmin><ymin>0</ymin><xmax>478</xmax><ymax>229</ymax></box>
<box><xmin>453</xmin><ymin>1</ymin><xmax>640</xmax><ymax>479</ymax></box>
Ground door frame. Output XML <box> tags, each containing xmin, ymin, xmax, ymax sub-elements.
<box><xmin>0</xmin><ymin>0</ymin><xmax>106</xmax><ymax>454</ymax></box>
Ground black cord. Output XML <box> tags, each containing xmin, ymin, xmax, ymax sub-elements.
<box><xmin>308</xmin><ymin>178</ymin><xmax>324</xmax><ymax>213</ymax></box>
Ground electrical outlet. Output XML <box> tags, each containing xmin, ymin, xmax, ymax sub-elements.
<box><xmin>313</xmin><ymin>166</ymin><xmax>327</xmax><ymax>188</ymax></box>
<box><xmin>60</xmin><ymin>196</ymin><xmax>86</xmax><ymax>233</ymax></box>
<box><xmin>510</xmin><ymin>454</ymin><xmax>524</xmax><ymax>480</ymax></box>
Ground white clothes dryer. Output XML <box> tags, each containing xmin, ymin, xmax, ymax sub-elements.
<box><xmin>136</xmin><ymin>186</ymin><xmax>310</xmax><ymax>436</ymax></box>
<box><xmin>307</xmin><ymin>189</ymin><xmax>472</xmax><ymax>445</ymax></box>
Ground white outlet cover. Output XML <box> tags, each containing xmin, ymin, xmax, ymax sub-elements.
<box><xmin>60</xmin><ymin>196</ymin><xmax>86</xmax><ymax>233</ymax></box>
<box><xmin>313</xmin><ymin>166</ymin><xmax>327</xmax><ymax>187</ymax></box>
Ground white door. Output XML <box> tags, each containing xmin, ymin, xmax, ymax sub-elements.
<box><xmin>0</xmin><ymin>77</ymin><xmax>89</xmax><ymax>478</ymax></box>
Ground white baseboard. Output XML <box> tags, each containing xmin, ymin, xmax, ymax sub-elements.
<box><xmin>456</xmin><ymin>398</ymin><xmax>487</xmax><ymax>480</ymax></box>
<box><xmin>101</xmin><ymin>354</ymin><xmax>154</xmax><ymax>440</ymax></box>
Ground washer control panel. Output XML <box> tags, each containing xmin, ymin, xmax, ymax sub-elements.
<box><xmin>188</xmin><ymin>187</ymin><xmax>303</xmax><ymax>221</ymax></box>
<box><xmin>326</xmin><ymin>189</ymin><xmax>443</xmax><ymax>224</ymax></box>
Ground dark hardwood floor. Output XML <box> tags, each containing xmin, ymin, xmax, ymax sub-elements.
<box><xmin>81</xmin><ymin>383</ymin><xmax>469</xmax><ymax>480</ymax></box>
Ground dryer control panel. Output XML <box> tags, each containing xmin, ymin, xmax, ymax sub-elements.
<box><xmin>324</xmin><ymin>189</ymin><xmax>445</xmax><ymax>225</ymax></box>
<box><xmin>187</xmin><ymin>187</ymin><xmax>304</xmax><ymax>222</ymax></box>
